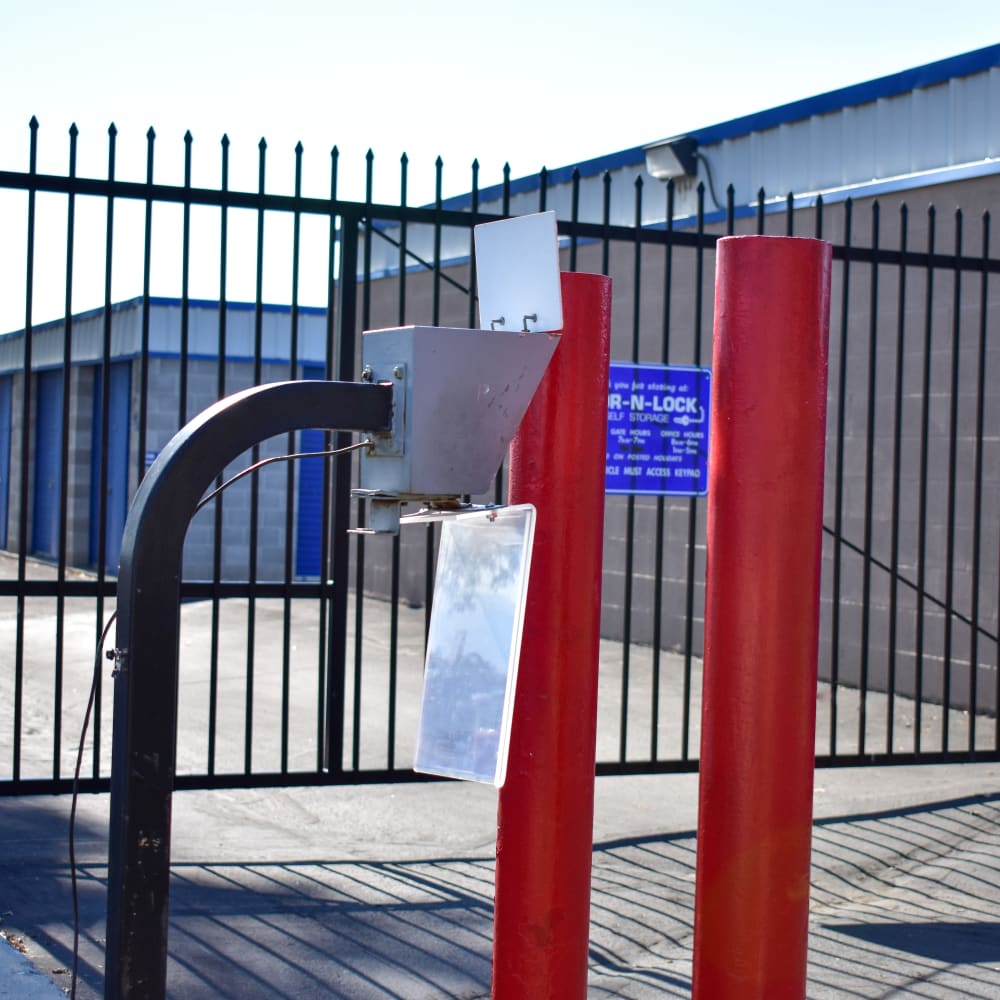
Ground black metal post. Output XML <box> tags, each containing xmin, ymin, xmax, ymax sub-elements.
<box><xmin>105</xmin><ymin>379</ymin><xmax>391</xmax><ymax>1000</ymax></box>
<box><xmin>326</xmin><ymin>208</ymin><xmax>363</xmax><ymax>775</ymax></box>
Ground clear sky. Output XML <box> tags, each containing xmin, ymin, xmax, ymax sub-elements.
<box><xmin>1</xmin><ymin>1</ymin><xmax>997</xmax><ymax>330</ymax></box>
<box><xmin>4</xmin><ymin>0</ymin><xmax>998</xmax><ymax>204</ymax></box>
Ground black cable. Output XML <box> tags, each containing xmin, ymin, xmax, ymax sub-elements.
<box><xmin>70</xmin><ymin>609</ymin><xmax>116</xmax><ymax>1000</ymax></box>
<box><xmin>694</xmin><ymin>150</ymin><xmax>724</xmax><ymax>213</ymax></box>
<box><xmin>194</xmin><ymin>438</ymin><xmax>373</xmax><ymax>515</ymax></box>
<box><xmin>68</xmin><ymin>433</ymin><xmax>372</xmax><ymax>996</ymax></box>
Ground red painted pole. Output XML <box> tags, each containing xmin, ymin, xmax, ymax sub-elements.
<box><xmin>493</xmin><ymin>271</ymin><xmax>612</xmax><ymax>999</ymax></box>
<box><xmin>692</xmin><ymin>236</ymin><xmax>832</xmax><ymax>999</ymax></box>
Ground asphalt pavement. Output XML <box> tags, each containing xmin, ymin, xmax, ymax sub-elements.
<box><xmin>1</xmin><ymin>763</ymin><xmax>999</xmax><ymax>998</ymax></box>
<box><xmin>1</xmin><ymin>563</ymin><xmax>999</xmax><ymax>997</ymax></box>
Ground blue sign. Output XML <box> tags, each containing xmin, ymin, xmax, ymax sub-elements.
<box><xmin>606</xmin><ymin>362</ymin><xmax>711</xmax><ymax>496</ymax></box>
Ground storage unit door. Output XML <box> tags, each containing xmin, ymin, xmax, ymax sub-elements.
<box><xmin>32</xmin><ymin>369</ymin><xmax>63</xmax><ymax>559</ymax></box>
<box><xmin>295</xmin><ymin>364</ymin><xmax>325</xmax><ymax>578</ymax></box>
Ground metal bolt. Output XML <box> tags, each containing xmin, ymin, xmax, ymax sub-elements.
<box><xmin>392</xmin><ymin>365</ymin><xmax>404</xmax><ymax>379</ymax></box>
<box><xmin>361</xmin><ymin>365</ymin><xmax>374</xmax><ymax>383</ymax></box>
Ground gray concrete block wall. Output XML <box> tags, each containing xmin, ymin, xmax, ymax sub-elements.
<box><xmin>816</xmin><ymin>178</ymin><xmax>1000</xmax><ymax>711</ymax></box>
<box><xmin>4</xmin><ymin>373</ymin><xmax>26</xmax><ymax>552</ymax></box>
<box><xmin>354</xmin><ymin>174</ymin><xmax>998</xmax><ymax>717</ymax></box>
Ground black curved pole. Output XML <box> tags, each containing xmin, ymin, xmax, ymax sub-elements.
<box><xmin>105</xmin><ymin>379</ymin><xmax>392</xmax><ymax>1000</ymax></box>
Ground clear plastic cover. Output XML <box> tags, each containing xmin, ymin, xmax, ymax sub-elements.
<box><xmin>413</xmin><ymin>504</ymin><xmax>536</xmax><ymax>786</ymax></box>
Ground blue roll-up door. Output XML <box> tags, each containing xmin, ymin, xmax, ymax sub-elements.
<box><xmin>90</xmin><ymin>362</ymin><xmax>131</xmax><ymax>571</ymax></box>
<box><xmin>0</xmin><ymin>376</ymin><xmax>11</xmax><ymax>549</ymax></box>
<box><xmin>295</xmin><ymin>364</ymin><xmax>326</xmax><ymax>578</ymax></box>
<box><xmin>32</xmin><ymin>369</ymin><xmax>64</xmax><ymax>559</ymax></box>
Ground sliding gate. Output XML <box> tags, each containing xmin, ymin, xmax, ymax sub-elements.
<box><xmin>0</xmin><ymin>120</ymin><xmax>997</xmax><ymax>796</ymax></box>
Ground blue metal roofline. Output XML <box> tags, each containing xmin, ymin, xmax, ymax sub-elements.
<box><xmin>0</xmin><ymin>348</ymin><xmax>330</xmax><ymax>375</ymax></box>
<box><xmin>436</xmin><ymin>43</ymin><xmax>1000</xmax><ymax>212</ymax></box>
<box><xmin>368</xmin><ymin>156</ymin><xmax>1000</xmax><ymax>284</ymax></box>
<box><xmin>1</xmin><ymin>295</ymin><xmax>330</xmax><ymax>339</ymax></box>
<box><xmin>96</xmin><ymin>295</ymin><xmax>329</xmax><ymax>319</ymax></box>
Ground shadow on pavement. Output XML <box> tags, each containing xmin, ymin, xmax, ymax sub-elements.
<box><xmin>2</xmin><ymin>791</ymin><xmax>1000</xmax><ymax>998</ymax></box>
<box><xmin>825</xmin><ymin>921</ymin><xmax>1000</xmax><ymax>964</ymax></box>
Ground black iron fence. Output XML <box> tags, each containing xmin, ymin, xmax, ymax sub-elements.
<box><xmin>0</xmin><ymin>120</ymin><xmax>997</xmax><ymax>795</ymax></box>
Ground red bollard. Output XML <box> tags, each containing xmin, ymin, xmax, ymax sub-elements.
<box><xmin>492</xmin><ymin>271</ymin><xmax>612</xmax><ymax>999</ymax></box>
<box><xmin>692</xmin><ymin>236</ymin><xmax>832</xmax><ymax>999</ymax></box>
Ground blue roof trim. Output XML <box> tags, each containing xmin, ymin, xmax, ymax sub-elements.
<box><xmin>366</xmin><ymin>157</ymin><xmax>1000</xmax><ymax>283</ymax></box>
<box><xmin>144</xmin><ymin>296</ymin><xmax>329</xmax><ymax>316</ymax></box>
<box><xmin>145</xmin><ymin>349</ymin><xmax>327</xmax><ymax>366</ymax></box>
<box><xmin>1</xmin><ymin>296</ymin><xmax>331</xmax><ymax>338</ymax></box>
<box><xmin>0</xmin><ymin>295</ymin><xmax>326</xmax><ymax>337</ymax></box>
<box><xmin>681</xmin><ymin>43</ymin><xmax>1000</xmax><ymax>146</ymax></box>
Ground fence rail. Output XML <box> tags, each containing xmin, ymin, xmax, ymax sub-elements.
<box><xmin>1</xmin><ymin>121</ymin><xmax>997</xmax><ymax>796</ymax></box>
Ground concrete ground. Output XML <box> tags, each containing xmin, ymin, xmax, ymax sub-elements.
<box><xmin>2</xmin><ymin>766</ymin><xmax>1000</xmax><ymax>998</ymax></box>
<box><xmin>2</xmin><ymin>554</ymin><xmax>999</xmax><ymax>996</ymax></box>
